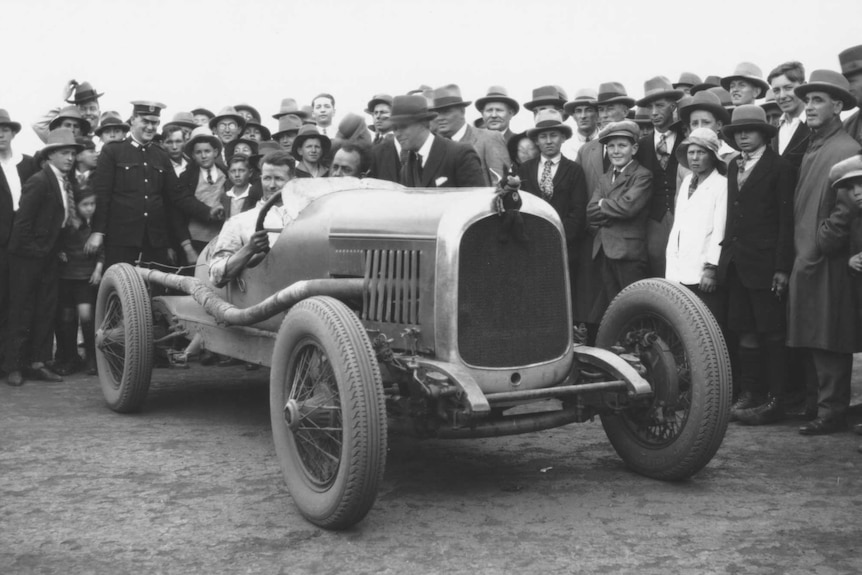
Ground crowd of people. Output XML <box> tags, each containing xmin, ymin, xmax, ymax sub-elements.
<box><xmin>2</xmin><ymin>44</ymin><xmax>862</xmax><ymax>448</ymax></box>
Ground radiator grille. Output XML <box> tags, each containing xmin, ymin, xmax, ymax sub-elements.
<box><xmin>457</xmin><ymin>213</ymin><xmax>569</xmax><ymax>367</ymax></box>
<box><xmin>362</xmin><ymin>249</ymin><xmax>420</xmax><ymax>323</ymax></box>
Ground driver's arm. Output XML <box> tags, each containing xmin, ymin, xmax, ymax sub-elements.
<box><xmin>213</xmin><ymin>230</ymin><xmax>269</xmax><ymax>287</ymax></box>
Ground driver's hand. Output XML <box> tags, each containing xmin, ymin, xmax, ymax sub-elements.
<box><xmin>249</xmin><ymin>229</ymin><xmax>270</xmax><ymax>254</ymax></box>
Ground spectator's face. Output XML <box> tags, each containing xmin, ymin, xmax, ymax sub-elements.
<box><xmin>689</xmin><ymin>110</ymin><xmax>721</xmax><ymax>133</ymax></box>
<box><xmin>770</xmin><ymin>74</ymin><xmax>804</xmax><ymax>116</ymax></box>
<box><xmin>277</xmin><ymin>133</ymin><xmax>296</xmax><ymax>151</ymax></box>
<box><xmin>0</xmin><ymin>126</ymin><xmax>15</xmax><ymax>152</ymax></box>
<box><xmin>598</xmin><ymin>103</ymin><xmax>628</xmax><ymax>128</ymax></box>
<box><xmin>843</xmin><ymin>178</ymin><xmax>862</xmax><ymax>209</ymax></box>
<box><xmin>131</xmin><ymin>115</ymin><xmax>159</xmax><ymax>143</ymax></box>
<box><xmin>216</xmin><ymin>118</ymin><xmax>240</xmax><ymax>143</ymax></box>
<box><xmin>605</xmin><ymin>137</ymin><xmax>637</xmax><ymax>167</ymax></box>
<box><xmin>516</xmin><ymin>137</ymin><xmax>538</xmax><ymax>164</ymax></box>
<box><xmin>804</xmin><ymin>91</ymin><xmax>842</xmax><ymax>129</ymax></box>
<box><xmin>733</xmin><ymin>129</ymin><xmax>766</xmax><ymax>153</ymax></box>
<box><xmin>571</xmin><ymin>105</ymin><xmax>598</xmax><ymax>134</ymax></box>
<box><xmin>532</xmin><ymin>104</ymin><xmax>561</xmax><ymax>115</ymax></box>
<box><xmin>76</xmin><ymin>148</ymin><xmax>98</xmax><ymax>170</ymax></box>
<box><xmin>686</xmin><ymin>144</ymin><xmax>715</xmax><ymax>176</ymax></box>
<box><xmin>729</xmin><ymin>79</ymin><xmax>758</xmax><ymax>106</ymax></box>
<box><xmin>394</xmin><ymin>121</ymin><xmax>428</xmax><ymax>152</ymax></box>
<box><xmin>678</xmin><ymin>85</ymin><xmax>693</xmax><ymax>96</ymax></box>
<box><xmin>233</xmin><ymin>142</ymin><xmax>254</xmax><ymax>157</ymax></box>
<box><xmin>237</xmin><ymin>109</ymin><xmax>254</xmax><ymax>122</ymax></box>
<box><xmin>163</xmin><ymin>130</ymin><xmax>186</xmax><ymax>161</ymax></box>
<box><xmin>648</xmin><ymin>98</ymin><xmax>676</xmax><ymax>131</ymax></box>
<box><xmin>482</xmin><ymin>102</ymin><xmax>514</xmax><ymax>133</ymax></box>
<box><xmin>48</xmin><ymin>148</ymin><xmax>77</xmax><ymax>173</ymax></box>
<box><xmin>298</xmin><ymin>137</ymin><xmax>322</xmax><ymax>164</ymax></box>
<box><xmin>193</xmin><ymin>114</ymin><xmax>210</xmax><ymax>126</ymax></box>
<box><xmin>59</xmin><ymin>118</ymin><xmax>83</xmax><ymax>137</ymax></box>
<box><xmin>312</xmin><ymin>97</ymin><xmax>334</xmax><ymax>127</ymax></box>
<box><xmin>242</xmin><ymin>126</ymin><xmax>262</xmax><ymax>142</ymax></box>
<box><xmin>77</xmin><ymin>100</ymin><xmax>100</xmax><ymax>129</ymax></box>
<box><xmin>372</xmin><ymin>103</ymin><xmax>392</xmax><ymax>133</ymax></box>
<box><xmin>847</xmin><ymin>71</ymin><xmax>862</xmax><ymax>107</ymax></box>
<box><xmin>765</xmin><ymin>109</ymin><xmax>782</xmax><ymax>127</ymax></box>
<box><xmin>77</xmin><ymin>196</ymin><xmax>96</xmax><ymax>220</ymax></box>
<box><xmin>536</xmin><ymin>130</ymin><xmax>564</xmax><ymax>158</ymax></box>
<box><xmin>434</xmin><ymin>106</ymin><xmax>466</xmax><ymax>138</ymax></box>
<box><xmin>228</xmin><ymin>161</ymin><xmax>251</xmax><ymax>188</ymax></box>
<box><xmin>193</xmin><ymin>142</ymin><xmax>218</xmax><ymax>169</ymax></box>
<box><xmin>330</xmin><ymin>149</ymin><xmax>362</xmax><ymax>177</ymax></box>
<box><xmin>260</xmin><ymin>163</ymin><xmax>292</xmax><ymax>199</ymax></box>
<box><xmin>100</xmin><ymin>127</ymin><xmax>127</xmax><ymax>144</ymax></box>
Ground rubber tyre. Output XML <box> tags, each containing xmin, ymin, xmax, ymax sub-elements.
<box><xmin>597</xmin><ymin>279</ymin><xmax>731</xmax><ymax>480</ymax></box>
<box><xmin>94</xmin><ymin>263</ymin><xmax>154</xmax><ymax>413</ymax></box>
<box><xmin>270</xmin><ymin>296</ymin><xmax>386</xmax><ymax>530</ymax></box>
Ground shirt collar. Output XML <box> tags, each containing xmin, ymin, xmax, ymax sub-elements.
<box><xmin>48</xmin><ymin>162</ymin><xmax>66</xmax><ymax>183</ymax></box>
<box><xmin>577</xmin><ymin>129</ymin><xmax>598</xmax><ymax>143</ymax></box>
<box><xmin>416</xmin><ymin>132</ymin><xmax>434</xmax><ymax>161</ymax></box>
<box><xmin>0</xmin><ymin>149</ymin><xmax>22</xmax><ymax>166</ymax></box>
<box><xmin>541</xmin><ymin>154</ymin><xmax>562</xmax><ymax>165</ymax></box>
<box><xmin>227</xmin><ymin>184</ymin><xmax>249</xmax><ymax>199</ymax></box>
<box><xmin>780</xmin><ymin>108</ymin><xmax>806</xmax><ymax>126</ymax></box>
<box><xmin>613</xmin><ymin>159</ymin><xmax>634</xmax><ymax>173</ymax></box>
<box><xmin>451</xmin><ymin>123</ymin><xmax>468</xmax><ymax>142</ymax></box>
<box><xmin>745</xmin><ymin>145</ymin><xmax>767</xmax><ymax>160</ymax></box>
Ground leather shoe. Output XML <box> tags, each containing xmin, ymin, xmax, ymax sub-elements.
<box><xmin>24</xmin><ymin>366</ymin><xmax>63</xmax><ymax>382</ymax></box>
<box><xmin>6</xmin><ymin>371</ymin><xmax>24</xmax><ymax>386</ymax></box>
<box><xmin>799</xmin><ymin>417</ymin><xmax>845</xmax><ymax>436</ymax></box>
<box><xmin>730</xmin><ymin>391</ymin><xmax>764</xmax><ymax>422</ymax></box>
<box><xmin>736</xmin><ymin>396</ymin><xmax>785</xmax><ymax>426</ymax></box>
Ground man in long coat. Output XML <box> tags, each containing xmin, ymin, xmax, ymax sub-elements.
<box><xmin>786</xmin><ymin>70</ymin><xmax>862</xmax><ymax>435</ymax></box>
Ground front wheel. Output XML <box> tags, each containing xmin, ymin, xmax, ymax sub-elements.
<box><xmin>597</xmin><ymin>279</ymin><xmax>731</xmax><ymax>480</ymax></box>
<box><xmin>270</xmin><ymin>296</ymin><xmax>386</xmax><ymax>530</ymax></box>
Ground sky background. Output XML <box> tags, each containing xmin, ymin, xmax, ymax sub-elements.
<box><xmin>4</xmin><ymin>0</ymin><xmax>860</xmax><ymax>152</ymax></box>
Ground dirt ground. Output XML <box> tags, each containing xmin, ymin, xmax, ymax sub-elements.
<box><xmin>2</xmin><ymin>361</ymin><xmax>862</xmax><ymax>575</ymax></box>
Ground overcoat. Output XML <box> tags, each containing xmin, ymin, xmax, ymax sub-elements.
<box><xmin>460</xmin><ymin>125</ymin><xmax>511</xmax><ymax>185</ymax></box>
<box><xmin>573</xmin><ymin>138</ymin><xmax>609</xmax><ymax>323</ymax></box>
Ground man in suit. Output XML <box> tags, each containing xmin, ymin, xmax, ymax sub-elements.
<box><xmin>839</xmin><ymin>44</ymin><xmax>862</xmax><ymax>146</ymax></box>
<box><xmin>561</xmin><ymin>89</ymin><xmax>599</xmax><ymax>160</ymax></box>
<box><xmin>429</xmin><ymin>84</ymin><xmax>510</xmax><ymax>186</ymax></box>
<box><xmin>383</xmin><ymin>95</ymin><xmax>485</xmax><ymax>188</ymax></box>
<box><xmin>767</xmin><ymin>61</ymin><xmax>810</xmax><ymax>169</ymax></box>
<box><xmin>717</xmin><ymin>106</ymin><xmax>796</xmax><ymax>425</ymax></box>
<box><xmin>366</xmin><ymin>94</ymin><xmax>393</xmax><ymax>145</ymax></box>
<box><xmin>0</xmin><ymin>109</ymin><xmax>38</xmax><ymax>372</ymax></box>
<box><xmin>4</xmin><ymin>129</ymin><xmax>82</xmax><ymax>386</ymax></box>
<box><xmin>587</xmin><ymin>120</ymin><xmax>653</xmax><ymax>305</ymax></box>
<box><xmin>635</xmin><ymin>76</ymin><xmax>686</xmax><ymax>277</ymax></box>
<box><xmin>85</xmin><ymin>101</ymin><xmax>221</xmax><ymax>269</ymax></box>
<box><xmin>475</xmin><ymin>86</ymin><xmax>519</xmax><ymax>143</ymax></box>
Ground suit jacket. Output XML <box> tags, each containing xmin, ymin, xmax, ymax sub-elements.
<box><xmin>460</xmin><ymin>125</ymin><xmax>511</xmax><ymax>185</ymax></box>
<box><xmin>519</xmin><ymin>156</ymin><xmax>588</xmax><ymax>262</ymax></box>
<box><xmin>637</xmin><ymin>129</ymin><xmax>684</xmax><ymax>221</ymax></box>
<box><xmin>586</xmin><ymin>160</ymin><xmax>654</xmax><ymax>261</ymax></box>
<box><xmin>409</xmin><ymin>135</ymin><xmax>485</xmax><ymax>188</ymax></box>
<box><xmin>772</xmin><ymin>121</ymin><xmax>810</xmax><ymax>170</ymax></box>
<box><xmin>0</xmin><ymin>154</ymin><xmax>38</xmax><ymax>247</ymax></box>
<box><xmin>368</xmin><ymin>137</ymin><xmax>401</xmax><ymax>184</ymax></box>
<box><xmin>221</xmin><ymin>181</ymin><xmax>261</xmax><ymax>219</ymax></box>
<box><xmin>92</xmin><ymin>138</ymin><xmax>213</xmax><ymax>249</ymax></box>
<box><xmin>7</xmin><ymin>165</ymin><xmax>67</xmax><ymax>258</ymax></box>
<box><xmin>717</xmin><ymin>146</ymin><xmax>796</xmax><ymax>289</ymax></box>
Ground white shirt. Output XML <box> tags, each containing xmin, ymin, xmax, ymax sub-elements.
<box><xmin>171</xmin><ymin>157</ymin><xmax>188</xmax><ymax>177</ymax></box>
<box><xmin>665</xmin><ymin>170</ymin><xmax>727</xmax><ymax>285</ymax></box>
<box><xmin>654</xmin><ymin>129</ymin><xmax>676</xmax><ymax>158</ymax></box>
<box><xmin>778</xmin><ymin>109</ymin><xmax>806</xmax><ymax>154</ymax></box>
<box><xmin>561</xmin><ymin>129</ymin><xmax>598</xmax><ymax>161</ymax></box>
<box><xmin>415</xmin><ymin>133</ymin><xmax>434</xmax><ymax>168</ymax></box>
<box><xmin>738</xmin><ymin>145</ymin><xmax>766</xmax><ymax>172</ymax></box>
<box><xmin>48</xmin><ymin>163</ymin><xmax>70</xmax><ymax>226</ymax></box>
<box><xmin>0</xmin><ymin>151</ymin><xmax>23</xmax><ymax>210</ymax></box>
<box><xmin>537</xmin><ymin>154</ymin><xmax>562</xmax><ymax>183</ymax></box>
<box><xmin>225</xmin><ymin>184</ymin><xmax>250</xmax><ymax>217</ymax></box>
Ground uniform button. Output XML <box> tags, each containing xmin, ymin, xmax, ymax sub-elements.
<box><xmin>144</xmin><ymin>212</ymin><xmax>148</xmax><ymax>217</ymax></box>
<box><xmin>144</xmin><ymin>195</ymin><xmax>148</xmax><ymax>199</ymax></box>
<box><xmin>734</xmin><ymin>201</ymin><xmax>739</xmax><ymax>206</ymax></box>
<box><xmin>144</xmin><ymin>162</ymin><xmax>147</xmax><ymax>166</ymax></box>
<box><xmin>144</xmin><ymin>179</ymin><xmax>148</xmax><ymax>183</ymax></box>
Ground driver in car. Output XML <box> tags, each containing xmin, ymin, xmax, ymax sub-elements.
<box><xmin>208</xmin><ymin>151</ymin><xmax>295</xmax><ymax>287</ymax></box>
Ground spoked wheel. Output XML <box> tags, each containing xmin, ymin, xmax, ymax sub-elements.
<box><xmin>270</xmin><ymin>296</ymin><xmax>386</xmax><ymax>530</ymax></box>
<box><xmin>597</xmin><ymin>279</ymin><xmax>731</xmax><ymax>480</ymax></box>
<box><xmin>94</xmin><ymin>264</ymin><xmax>154</xmax><ymax>413</ymax></box>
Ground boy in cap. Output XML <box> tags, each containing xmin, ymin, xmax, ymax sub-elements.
<box><xmin>587</xmin><ymin>120</ymin><xmax>653</xmax><ymax>306</ymax></box>
<box><xmin>95</xmin><ymin>111</ymin><xmax>130</xmax><ymax>145</ymax></box>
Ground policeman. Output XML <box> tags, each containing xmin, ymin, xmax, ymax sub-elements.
<box><xmin>85</xmin><ymin>101</ymin><xmax>222</xmax><ymax>267</ymax></box>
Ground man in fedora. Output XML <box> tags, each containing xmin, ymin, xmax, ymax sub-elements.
<box><xmin>378</xmin><ymin>94</ymin><xmax>484</xmax><ymax>188</ymax></box>
<box><xmin>429</xmin><ymin>84</ymin><xmax>510</xmax><ymax>186</ymax></box>
<box><xmin>673</xmin><ymin>72</ymin><xmax>702</xmax><ymax>96</ymax></box>
<box><xmin>561</xmin><ymin>89</ymin><xmax>599</xmax><ymax>160</ymax></box>
<box><xmin>475</xmin><ymin>86</ymin><xmax>519</xmax><ymax>143</ymax></box>
<box><xmin>95</xmin><ymin>111</ymin><xmax>130</xmax><ymax>146</ymax></box>
<box><xmin>47</xmin><ymin>106</ymin><xmax>91</xmax><ymax>139</ymax></box>
<box><xmin>767</xmin><ymin>61</ymin><xmax>810</xmax><ymax>169</ymax></box>
<box><xmin>209</xmin><ymin>106</ymin><xmax>246</xmax><ymax>149</ymax></box>
<box><xmin>366</xmin><ymin>94</ymin><xmax>393</xmax><ymax>145</ymax></box>
<box><xmin>678</xmin><ymin>91</ymin><xmax>736</xmax><ymax>162</ymax></box>
<box><xmin>4</xmin><ymin>129</ymin><xmax>82</xmax><ymax>386</ymax></box>
<box><xmin>722</xmin><ymin>62</ymin><xmax>770</xmax><ymax>107</ymax></box>
<box><xmin>163</xmin><ymin>112</ymin><xmax>197</xmax><ymax>141</ymax></box>
<box><xmin>524</xmin><ymin>85</ymin><xmax>568</xmax><ymax>117</ymax></box>
<box><xmin>85</xmin><ymin>101</ymin><xmax>221</xmax><ymax>269</ymax></box>
<box><xmin>839</xmin><ymin>44</ymin><xmax>862</xmax><ymax>146</ymax></box>
<box><xmin>272</xmin><ymin>115</ymin><xmax>303</xmax><ymax>153</ymax></box>
<box><xmin>191</xmin><ymin>108</ymin><xmax>214</xmax><ymax>127</ymax></box>
<box><xmin>32</xmin><ymin>80</ymin><xmax>103</xmax><ymax>143</ymax></box>
<box><xmin>635</xmin><ymin>76</ymin><xmax>685</xmax><ymax>277</ymax></box>
<box><xmin>786</xmin><ymin>70</ymin><xmax>862</xmax><ymax>435</ymax></box>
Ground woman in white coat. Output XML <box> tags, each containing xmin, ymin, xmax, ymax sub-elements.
<box><xmin>665</xmin><ymin>128</ymin><xmax>727</xmax><ymax>323</ymax></box>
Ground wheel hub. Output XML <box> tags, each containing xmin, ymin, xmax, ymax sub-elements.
<box><xmin>283</xmin><ymin>399</ymin><xmax>300</xmax><ymax>431</ymax></box>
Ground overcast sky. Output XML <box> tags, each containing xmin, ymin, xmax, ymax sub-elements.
<box><xmin>5</xmin><ymin>0</ymin><xmax>860</xmax><ymax>152</ymax></box>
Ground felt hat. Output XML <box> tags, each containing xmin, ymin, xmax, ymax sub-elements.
<box><xmin>234</xmin><ymin>103</ymin><xmax>261</xmax><ymax>123</ymax></box>
<box><xmin>0</xmin><ymin>109</ymin><xmax>22</xmax><ymax>133</ymax></box>
<box><xmin>225</xmin><ymin>137</ymin><xmax>258</xmax><ymax>161</ymax></box>
<box><xmin>273</xmin><ymin>98</ymin><xmax>308</xmax><ymax>120</ymax></box>
<box><xmin>407</xmin><ymin>85</ymin><xmax>432</xmax><ymax>96</ymax></box>
<box><xmin>248</xmin><ymin>140</ymin><xmax>282</xmax><ymax>170</ymax></box>
<box><xmin>242</xmin><ymin>121</ymin><xmax>272</xmax><ymax>140</ymax></box>
<box><xmin>184</xmin><ymin>125</ymin><xmax>222</xmax><ymax>157</ymax></box>
<box><xmin>428</xmin><ymin>84</ymin><xmax>472</xmax><ymax>111</ymax></box>
<box><xmin>794</xmin><ymin>69</ymin><xmax>857</xmax><ymax>110</ymax></box>
<box><xmin>673</xmin><ymin>72</ymin><xmax>702</xmax><ymax>89</ymax></box>
<box><xmin>564</xmin><ymin>88</ymin><xmax>598</xmax><ymax>115</ymax></box>
<box><xmin>163</xmin><ymin>111</ymin><xmax>197</xmax><ymax>132</ymax></box>
<box><xmin>675</xmin><ymin>128</ymin><xmax>722</xmax><ymax>171</ymax></box>
<box><xmin>760</xmin><ymin>91</ymin><xmax>781</xmax><ymax>114</ymax></box>
<box><xmin>95</xmin><ymin>111</ymin><xmax>130</xmax><ymax>136</ymax></box>
<box><xmin>506</xmin><ymin>131</ymin><xmax>530</xmax><ymax>165</ymax></box>
<box><xmin>633</xmin><ymin>107</ymin><xmax>652</xmax><ymax>128</ymax></box>
<box><xmin>66</xmin><ymin>81</ymin><xmax>103</xmax><ymax>104</ymax></box>
<box><xmin>595</xmin><ymin>82</ymin><xmax>635</xmax><ymax>108</ymax></box>
<box><xmin>291</xmin><ymin>124</ymin><xmax>331</xmax><ymax>161</ymax></box>
<box><xmin>42</xmin><ymin>128</ymin><xmax>84</xmax><ymax>155</ymax></box>
<box><xmin>48</xmin><ymin>105</ymin><xmax>92</xmax><ymax>134</ymax></box>
<box><xmin>829</xmin><ymin>154</ymin><xmax>862</xmax><ymax>189</ymax></box>
<box><xmin>839</xmin><ymin>44</ymin><xmax>862</xmax><ymax>78</ymax></box>
<box><xmin>209</xmin><ymin>106</ymin><xmax>247</xmax><ymax>132</ymax></box>
<box><xmin>272</xmin><ymin>115</ymin><xmax>303</xmax><ymax>140</ymax></box>
<box><xmin>76</xmin><ymin>136</ymin><xmax>96</xmax><ymax>151</ymax></box>
<box><xmin>721</xmin><ymin>105</ymin><xmax>778</xmax><ymax>143</ymax></box>
<box><xmin>707</xmin><ymin>86</ymin><xmax>734</xmax><ymax>111</ymax></box>
<box><xmin>690</xmin><ymin>75</ymin><xmax>722</xmax><ymax>96</ymax></box>
<box><xmin>524</xmin><ymin>85</ymin><xmax>567</xmax><ymax>112</ymax></box>
<box><xmin>130</xmin><ymin>101</ymin><xmax>166</xmax><ymax>121</ymax></box>
<box><xmin>473</xmin><ymin>118</ymin><xmax>484</xmax><ymax>128</ymax></box>
<box><xmin>475</xmin><ymin>86</ymin><xmax>520</xmax><ymax>114</ymax></box>
<box><xmin>720</xmin><ymin>62</ymin><xmax>770</xmax><ymax>99</ymax></box>
<box><xmin>388</xmin><ymin>95</ymin><xmax>438</xmax><ymax>125</ymax></box>
<box><xmin>301</xmin><ymin>106</ymin><xmax>316</xmax><ymax>124</ymax></box>
<box><xmin>335</xmin><ymin>113</ymin><xmax>367</xmax><ymax>140</ymax></box>
<box><xmin>679</xmin><ymin>90</ymin><xmax>731</xmax><ymax>125</ymax></box>
<box><xmin>598</xmin><ymin>120</ymin><xmax>640</xmax><ymax>145</ymax></box>
<box><xmin>636</xmin><ymin>76</ymin><xmax>684</xmax><ymax>107</ymax></box>
<box><xmin>526</xmin><ymin>109</ymin><xmax>572</xmax><ymax>140</ymax></box>
<box><xmin>191</xmin><ymin>107</ymin><xmax>214</xmax><ymax>120</ymax></box>
<box><xmin>365</xmin><ymin>94</ymin><xmax>393</xmax><ymax>114</ymax></box>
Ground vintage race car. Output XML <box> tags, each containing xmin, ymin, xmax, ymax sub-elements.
<box><xmin>94</xmin><ymin>178</ymin><xmax>731</xmax><ymax>530</ymax></box>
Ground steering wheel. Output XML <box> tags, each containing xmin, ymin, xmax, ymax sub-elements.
<box><xmin>253</xmin><ymin>191</ymin><xmax>285</xmax><ymax>255</ymax></box>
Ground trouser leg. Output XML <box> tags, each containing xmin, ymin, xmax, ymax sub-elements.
<box><xmin>810</xmin><ymin>348</ymin><xmax>852</xmax><ymax>422</ymax></box>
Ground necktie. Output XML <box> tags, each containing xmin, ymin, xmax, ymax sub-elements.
<box><xmin>401</xmin><ymin>151</ymin><xmax>422</xmax><ymax>187</ymax></box>
<box><xmin>736</xmin><ymin>152</ymin><xmax>753</xmax><ymax>190</ymax></box>
<box><xmin>374</xmin><ymin>133</ymin><xmax>383</xmax><ymax>145</ymax></box>
<box><xmin>612</xmin><ymin>168</ymin><xmax>621</xmax><ymax>184</ymax></box>
<box><xmin>687</xmin><ymin>174</ymin><xmax>699</xmax><ymax>199</ymax></box>
<box><xmin>62</xmin><ymin>176</ymin><xmax>75</xmax><ymax>226</ymax></box>
<box><xmin>657</xmin><ymin>133</ymin><xmax>669</xmax><ymax>170</ymax></box>
<box><xmin>540</xmin><ymin>159</ymin><xmax>554</xmax><ymax>199</ymax></box>
<box><xmin>206</xmin><ymin>168</ymin><xmax>214</xmax><ymax>185</ymax></box>
<box><xmin>737</xmin><ymin>152</ymin><xmax>751</xmax><ymax>172</ymax></box>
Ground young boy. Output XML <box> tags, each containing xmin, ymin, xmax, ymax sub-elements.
<box><xmin>222</xmin><ymin>154</ymin><xmax>257</xmax><ymax>219</ymax></box>
<box><xmin>587</xmin><ymin>120</ymin><xmax>653</xmax><ymax>308</ymax></box>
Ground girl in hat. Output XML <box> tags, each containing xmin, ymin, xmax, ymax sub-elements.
<box><xmin>292</xmin><ymin>125</ymin><xmax>330</xmax><ymax>178</ymax></box>
<box><xmin>55</xmin><ymin>187</ymin><xmax>103</xmax><ymax>375</ymax></box>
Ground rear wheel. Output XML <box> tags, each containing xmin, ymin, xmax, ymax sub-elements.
<box><xmin>94</xmin><ymin>264</ymin><xmax>154</xmax><ymax>413</ymax></box>
<box><xmin>597</xmin><ymin>279</ymin><xmax>731</xmax><ymax>480</ymax></box>
<box><xmin>270</xmin><ymin>296</ymin><xmax>386</xmax><ymax>530</ymax></box>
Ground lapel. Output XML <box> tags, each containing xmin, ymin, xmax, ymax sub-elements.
<box><xmin>44</xmin><ymin>165</ymin><xmax>64</xmax><ymax>216</ymax></box>
<box><xmin>552</xmin><ymin>157</ymin><xmax>570</xmax><ymax>186</ymax></box>
<box><xmin>738</xmin><ymin>147</ymin><xmax>773</xmax><ymax>192</ymax></box>
<box><xmin>784</xmin><ymin>122</ymin><xmax>810</xmax><ymax>154</ymax></box>
<box><xmin>0</xmin><ymin>163</ymin><xmax>10</xmax><ymax>201</ymax></box>
<box><xmin>420</xmin><ymin>136</ymin><xmax>445</xmax><ymax>187</ymax></box>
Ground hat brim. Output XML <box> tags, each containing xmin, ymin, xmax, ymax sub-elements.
<box><xmin>719</xmin><ymin>76</ymin><xmax>769</xmax><ymax>99</ymax></box>
<box><xmin>388</xmin><ymin>111</ymin><xmax>438</xmax><ymax>126</ymax></box>
<box><xmin>598</xmin><ymin>130</ymin><xmax>638</xmax><ymax>145</ymax></box>
<box><xmin>428</xmin><ymin>100</ymin><xmax>472</xmax><ymax>112</ymax></box>
<box><xmin>635</xmin><ymin>89</ymin><xmax>685</xmax><ymax>107</ymax></box>
<box><xmin>209</xmin><ymin>115</ymin><xmax>247</xmax><ymax>131</ymax></box>
<box><xmin>42</xmin><ymin>143</ymin><xmax>84</xmax><ymax>155</ymax></box>
<box><xmin>291</xmin><ymin>133</ymin><xmax>332</xmax><ymax>161</ymax></box>
<box><xmin>527</xmin><ymin>123</ymin><xmax>573</xmax><ymax>140</ymax></box>
<box><xmin>0</xmin><ymin>121</ymin><xmax>22</xmax><ymax>134</ymax></box>
<box><xmin>563</xmin><ymin>100</ymin><xmax>598</xmax><ymax>115</ymax></box>
<box><xmin>523</xmin><ymin>98</ymin><xmax>567</xmax><ymax>112</ymax></box>
<box><xmin>475</xmin><ymin>96</ymin><xmax>520</xmax><ymax>115</ymax></box>
<box><xmin>243</xmin><ymin>123</ymin><xmax>272</xmax><ymax>140</ymax></box>
<box><xmin>672</xmin><ymin>83</ymin><xmax>694</xmax><ymax>89</ymax></box>
<box><xmin>95</xmin><ymin>123</ymin><xmax>130</xmax><ymax>136</ymax></box>
<box><xmin>675</xmin><ymin>139</ymin><xmax>721</xmax><ymax>171</ymax></box>
<box><xmin>366</xmin><ymin>98</ymin><xmax>394</xmax><ymax>114</ymax></box>
<box><xmin>595</xmin><ymin>96</ymin><xmax>636</xmax><ymax>109</ymax></box>
<box><xmin>680</xmin><ymin>102</ymin><xmax>731</xmax><ymax>126</ymax></box>
<box><xmin>721</xmin><ymin>122</ymin><xmax>778</xmax><ymax>146</ymax></box>
<box><xmin>272</xmin><ymin>128</ymin><xmax>301</xmax><ymax>140</ymax></box>
<box><xmin>689</xmin><ymin>83</ymin><xmax>720</xmax><ymax>96</ymax></box>
<box><xmin>794</xmin><ymin>83</ymin><xmax>858</xmax><ymax>111</ymax></box>
<box><xmin>66</xmin><ymin>91</ymin><xmax>104</xmax><ymax>104</ymax></box>
<box><xmin>273</xmin><ymin>110</ymin><xmax>309</xmax><ymax>120</ymax></box>
<box><xmin>833</xmin><ymin>169</ymin><xmax>862</xmax><ymax>189</ymax></box>
<box><xmin>48</xmin><ymin>116</ymin><xmax>92</xmax><ymax>134</ymax></box>
<box><xmin>184</xmin><ymin>135</ymin><xmax>223</xmax><ymax>157</ymax></box>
